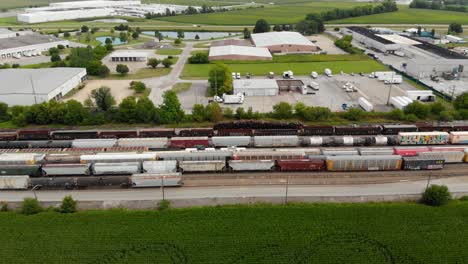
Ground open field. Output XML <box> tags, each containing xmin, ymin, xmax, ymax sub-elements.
<box><xmin>156</xmin><ymin>48</ymin><xmax>183</xmax><ymax>55</ymax></box>
<box><xmin>1</xmin><ymin>202</ymin><xmax>468</xmax><ymax>263</ymax></box>
<box><xmin>0</xmin><ymin>0</ymin><xmax>76</xmax><ymax>10</ymax></box>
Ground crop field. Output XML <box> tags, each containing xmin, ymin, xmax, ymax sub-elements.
<box><xmin>1</xmin><ymin>203</ymin><xmax>468</xmax><ymax>263</ymax></box>
<box><xmin>182</xmin><ymin>55</ymin><xmax>386</xmax><ymax>78</ymax></box>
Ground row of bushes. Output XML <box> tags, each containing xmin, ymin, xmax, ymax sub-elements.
<box><xmin>410</xmin><ymin>0</ymin><xmax>467</xmax><ymax>13</ymax></box>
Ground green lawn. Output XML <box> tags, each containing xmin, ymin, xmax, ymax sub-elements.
<box><xmin>1</xmin><ymin>202</ymin><xmax>468</xmax><ymax>263</ymax></box>
<box><xmin>156</xmin><ymin>48</ymin><xmax>183</xmax><ymax>55</ymax></box>
<box><xmin>172</xmin><ymin>82</ymin><xmax>192</xmax><ymax>93</ymax></box>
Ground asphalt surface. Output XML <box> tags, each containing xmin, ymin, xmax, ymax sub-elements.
<box><xmin>3</xmin><ymin>176</ymin><xmax>468</xmax><ymax>202</ymax></box>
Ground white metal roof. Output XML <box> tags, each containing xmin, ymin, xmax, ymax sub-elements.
<box><xmin>209</xmin><ymin>45</ymin><xmax>271</xmax><ymax>58</ymax></box>
<box><xmin>376</xmin><ymin>34</ymin><xmax>420</xmax><ymax>45</ymax></box>
<box><xmin>110</xmin><ymin>50</ymin><xmax>149</xmax><ymax>58</ymax></box>
<box><xmin>251</xmin><ymin>32</ymin><xmax>315</xmax><ymax>47</ymax></box>
<box><xmin>0</xmin><ymin>68</ymin><xmax>85</xmax><ymax>95</ymax></box>
<box><xmin>233</xmin><ymin>79</ymin><xmax>279</xmax><ymax>89</ymax></box>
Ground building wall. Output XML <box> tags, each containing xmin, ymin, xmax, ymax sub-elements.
<box><xmin>350</xmin><ymin>31</ymin><xmax>401</xmax><ymax>52</ymax></box>
<box><xmin>18</xmin><ymin>8</ymin><xmax>113</xmax><ymax>23</ymax></box>
<box><xmin>234</xmin><ymin>87</ymin><xmax>278</xmax><ymax>96</ymax></box>
<box><xmin>263</xmin><ymin>44</ymin><xmax>318</xmax><ymax>54</ymax></box>
<box><xmin>0</xmin><ymin>32</ymin><xmax>17</xmax><ymax>39</ymax></box>
<box><xmin>111</xmin><ymin>56</ymin><xmax>147</xmax><ymax>62</ymax></box>
<box><xmin>0</xmin><ymin>40</ymin><xmax>69</xmax><ymax>60</ymax></box>
<box><xmin>47</xmin><ymin>69</ymin><xmax>87</xmax><ymax>101</ymax></box>
<box><xmin>209</xmin><ymin>54</ymin><xmax>271</xmax><ymax>61</ymax></box>
<box><xmin>405</xmin><ymin>59</ymin><xmax>468</xmax><ymax>78</ymax></box>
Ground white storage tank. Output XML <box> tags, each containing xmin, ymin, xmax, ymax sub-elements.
<box><xmin>93</xmin><ymin>162</ymin><xmax>140</xmax><ymax>175</ymax></box>
<box><xmin>0</xmin><ymin>175</ymin><xmax>29</xmax><ymax>190</ymax></box>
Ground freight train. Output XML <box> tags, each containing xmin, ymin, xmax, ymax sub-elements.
<box><xmin>0</xmin><ymin>131</ymin><xmax>467</xmax><ymax>151</ymax></box>
<box><xmin>0</xmin><ymin>145</ymin><xmax>467</xmax><ymax>190</ymax></box>
<box><xmin>1</xmin><ymin>122</ymin><xmax>468</xmax><ymax>141</ymax></box>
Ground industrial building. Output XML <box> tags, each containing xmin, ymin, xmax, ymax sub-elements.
<box><xmin>209</xmin><ymin>45</ymin><xmax>272</xmax><ymax>61</ymax></box>
<box><xmin>0</xmin><ymin>33</ymin><xmax>69</xmax><ymax>60</ymax></box>
<box><xmin>233</xmin><ymin>79</ymin><xmax>279</xmax><ymax>96</ymax></box>
<box><xmin>343</xmin><ymin>26</ymin><xmax>402</xmax><ymax>53</ymax></box>
<box><xmin>250</xmin><ymin>32</ymin><xmax>318</xmax><ymax>54</ymax></box>
<box><xmin>0</xmin><ymin>68</ymin><xmax>87</xmax><ymax>106</ymax></box>
<box><xmin>0</xmin><ymin>28</ymin><xmax>17</xmax><ymax>39</ymax></box>
<box><xmin>110</xmin><ymin>50</ymin><xmax>148</xmax><ymax>62</ymax></box>
<box><xmin>210</xmin><ymin>39</ymin><xmax>252</xmax><ymax>47</ymax></box>
<box><xmin>18</xmin><ymin>0</ymin><xmax>199</xmax><ymax>23</ymax></box>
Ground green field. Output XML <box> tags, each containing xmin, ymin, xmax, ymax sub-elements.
<box><xmin>182</xmin><ymin>55</ymin><xmax>386</xmax><ymax>78</ymax></box>
<box><xmin>156</xmin><ymin>48</ymin><xmax>183</xmax><ymax>55</ymax></box>
<box><xmin>1</xmin><ymin>202</ymin><xmax>468</xmax><ymax>263</ymax></box>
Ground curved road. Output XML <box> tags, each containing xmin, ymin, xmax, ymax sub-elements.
<box><xmin>2</xmin><ymin>176</ymin><xmax>468</xmax><ymax>202</ymax></box>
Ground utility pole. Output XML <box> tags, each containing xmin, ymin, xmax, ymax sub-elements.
<box><xmin>30</xmin><ymin>75</ymin><xmax>37</xmax><ymax>104</ymax></box>
<box><xmin>161</xmin><ymin>176</ymin><xmax>165</xmax><ymax>201</ymax></box>
<box><xmin>284</xmin><ymin>174</ymin><xmax>290</xmax><ymax>204</ymax></box>
<box><xmin>32</xmin><ymin>185</ymin><xmax>41</xmax><ymax>200</ymax></box>
<box><xmin>386</xmin><ymin>71</ymin><xmax>394</xmax><ymax>105</ymax></box>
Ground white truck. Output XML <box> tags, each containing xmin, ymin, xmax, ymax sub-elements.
<box><xmin>308</xmin><ymin>81</ymin><xmax>319</xmax><ymax>91</ymax></box>
<box><xmin>282</xmin><ymin>70</ymin><xmax>294</xmax><ymax>79</ymax></box>
<box><xmin>324</xmin><ymin>68</ymin><xmax>332</xmax><ymax>77</ymax></box>
<box><xmin>311</xmin><ymin>71</ymin><xmax>318</xmax><ymax>79</ymax></box>
<box><xmin>358</xmin><ymin>97</ymin><xmax>373</xmax><ymax>112</ymax></box>
<box><xmin>222</xmin><ymin>93</ymin><xmax>244</xmax><ymax>104</ymax></box>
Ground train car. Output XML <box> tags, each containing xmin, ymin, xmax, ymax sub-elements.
<box><xmin>216</xmin><ymin>129</ymin><xmax>253</xmax><ymax>136</ymax></box>
<box><xmin>253</xmin><ymin>129</ymin><xmax>299</xmax><ymax>136</ymax></box>
<box><xmin>358</xmin><ymin>147</ymin><xmax>394</xmax><ymax>156</ymax></box>
<box><xmin>334</xmin><ymin>125</ymin><xmax>382</xmax><ymax>136</ymax></box>
<box><xmin>232</xmin><ymin>149</ymin><xmax>305</xmax><ymax>160</ymax></box>
<box><xmin>381</xmin><ymin>124</ymin><xmax>418</xmax><ymax>135</ymax></box>
<box><xmin>142</xmin><ymin>160</ymin><xmax>178</xmax><ymax>174</ymax></box>
<box><xmin>51</xmin><ymin>130</ymin><xmax>99</xmax><ymax>140</ymax></box>
<box><xmin>321</xmin><ymin>148</ymin><xmax>359</xmax><ymax>156</ymax></box>
<box><xmin>465</xmin><ymin>149</ymin><xmax>468</xmax><ymax>163</ymax></box>
<box><xmin>178</xmin><ymin>128</ymin><xmax>214</xmax><ymax>137</ymax></box>
<box><xmin>25</xmin><ymin>140</ymin><xmax>73</xmax><ymax>149</ymax></box>
<box><xmin>371</xmin><ymin>136</ymin><xmax>391</xmax><ymax>146</ymax></box>
<box><xmin>0</xmin><ymin>165</ymin><xmax>43</xmax><ymax>177</ymax></box>
<box><xmin>131</xmin><ymin>173</ymin><xmax>182</xmax><ymax>187</ymax></box>
<box><xmin>301</xmin><ymin>126</ymin><xmax>334</xmax><ymax>136</ymax></box>
<box><xmin>0</xmin><ymin>176</ymin><xmax>29</xmax><ymax>190</ymax></box>
<box><xmin>326</xmin><ymin>155</ymin><xmax>402</xmax><ymax>171</ymax></box>
<box><xmin>43</xmin><ymin>154</ymin><xmax>81</xmax><ymax>164</ymax></box>
<box><xmin>75</xmin><ymin>176</ymin><xmax>131</xmax><ymax>189</ymax></box>
<box><xmin>253</xmin><ymin>136</ymin><xmax>300</xmax><ymax>147</ymax></box>
<box><xmin>31</xmin><ymin>177</ymin><xmax>76</xmax><ymax>189</ymax></box>
<box><xmin>99</xmin><ymin>130</ymin><xmax>138</xmax><ymax>139</ymax></box>
<box><xmin>0</xmin><ymin>132</ymin><xmax>18</xmax><ymax>141</ymax></box>
<box><xmin>449</xmin><ymin>131</ymin><xmax>468</xmax><ymax>145</ymax></box>
<box><xmin>228</xmin><ymin>160</ymin><xmax>275</xmax><ymax>171</ymax></box>
<box><xmin>393</xmin><ymin>147</ymin><xmax>430</xmax><ymax>157</ymax></box>
<box><xmin>398</xmin><ymin>132</ymin><xmax>449</xmax><ymax>145</ymax></box>
<box><xmin>214</xmin><ymin>120</ymin><xmax>302</xmax><ymax>130</ymax></box>
<box><xmin>154</xmin><ymin>149</ymin><xmax>233</xmax><ymax>161</ymax></box>
<box><xmin>169</xmin><ymin>137</ymin><xmax>210</xmax><ymax>149</ymax></box>
<box><xmin>76</xmin><ymin>176</ymin><xmax>125</xmax><ymax>188</ymax></box>
<box><xmin>332</xmin><ymin>136</ymin><xmax>366</xmax><ymax>146</ymax></box>
<box><xmin>72</xmin><ymin>139</ymin><xmax>117</xmax><ymax>148</ymax></box>
<box><xmin>418</xmin><ymin>151</ymin><xmax>464</xmax><ymax>163</ymax></box>
<box><xmin>92</xmin><ymin>162</ymin><xmax>140</xmax><ymax>175</ymax></box>
<box><xmin>416</xmin><ymin>123</ymin><xmax>453</xmax><ymax>132</ymax></box>
<box><xmin>0</xmin><ymin>153</ymin><xmax>44</xmax><ymax>165</ymax></box>
<box><xmin>452</xmin><ymin>124</ymin><xmax>468</xmax><ymax>132</ymax></box>
<box><xmin>139</xmin><ymin>129</ymin><xmax>175</xmax><ymax>138</ymax></box>
<box><xmin>42</xmin><ymin>164</ymin><xmax>91</xmax><ymax>176</ymax></box>
<box><xmin>17</xmin><ymin>129</ymin><xmax>51</xmax><ymax>140</ymax></box>
<box><xmin>117</xmin><ymin>138</ymin><xmax>169</xmax><ymax>149</ymax></box>
<box><xmin>0</xmin><ymin>141</ymin><xmax>31</xmax><ymax>149</ymax></box>
<box><xmin>179</xmin><ymin>160</ymin><xmax>225</xmax><ymax>172</ymax></box>
<box><xmin>276</xmin><ymin>159</ymin><xmax>325</xmax><ymax>171</ymax></box>
<box><xmin>303</xmin><ymin>136</ymin><xmax>334</xmax><ymax>147</ymax></box>
<box><xmin>211</xmin><ymin>136</ymin><xmax>251</xmax><ymax>147</ymax></box>
<box><xmin>402</xmin><ymin>156</ymin><xmax>444</xmax><ymax>170</ymax></box>
<box><xmin>80</xmin><ymin>153</ymin><xmax>157</xmax><ymax>163</ymax></box>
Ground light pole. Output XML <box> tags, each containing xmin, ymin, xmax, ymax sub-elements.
<box><xmin>31</xmin><ymin>185</ymin><xmax>41</xmax><ymax>200</ymax></box>
<box><xmin>161</xmin><ymin>176</ymin><xmax>165</xmax><ymax>201</ymax></box>
<box><xmin>284</xmin><ymin>174</ymin><xmax>290</xmax><ymax>204</ymax></box>
<box><xmin>386</xmin><ymin>71</ymin><xmax>394</xmax><ymax>105</ymax></box>
<box><xmin>426</xmin><ymin>174</ymin><xmax>432</xmax><ymax>190</ymax></box>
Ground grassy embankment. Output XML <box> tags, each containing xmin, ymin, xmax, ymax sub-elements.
<box><xmin>182</xmin><ymin>54</ymin><xmax>387</xmax><ymax>78</ymax></box>
<box><xmin>0</xmin><ymin>202</ymin><xmax>468</xmax><ymax>263</ymax></box>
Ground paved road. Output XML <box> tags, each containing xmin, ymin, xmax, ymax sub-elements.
<box><xmin>3</xmin><ymin>176</ymin><xmax>468</xmax><ymax>202</ymax></box>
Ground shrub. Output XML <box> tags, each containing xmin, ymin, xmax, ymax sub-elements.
<box><xmin>0</xmin><ymin>202</ymin><xmax>9</xmax><ymax>212</ymax></box>
<box><xmin>60</xmin><ymin>195</ymin><xmax>77</xmax><ymax>213</ymax></box>
<box><xmin>21</xmin><ymin>198</ymin><xmax>43</xmax><ymax>215</ymax></box>
<box><xmin>459</xmin><ymin>196</ymin><xmax>468</xmax><ymax>201</ymax></box>
<box><xmin>158</xmin><ymin>200</ymin><xmax>170</xmax><ymax>211</ymax></box>
<box><xmin>131</xmin><ymin>81</ymin><xmax>147</xmax><ymax>93</ymax></box>
<box><xmin>343</xmin><ymin>107</ymin><xmax>365</xmax><ymax>121</ymax></box>
<box><xmin>422</xmin><ymin>185</ymin><xmax>451</xmax><ymax>206</ymax></box>
<box><xmin>188</xmin><ymin>53</ymin><xmax>209</xmax><ymax>64</ymax></box>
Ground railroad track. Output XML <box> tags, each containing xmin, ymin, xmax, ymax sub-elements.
<box><xmin>182</xmin><ymin>164</ymin><xmax>468</xmax><ymax>187</ymax></box>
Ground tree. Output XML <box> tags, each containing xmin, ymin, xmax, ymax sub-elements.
<box><xmin>105</xmin><ymin>43</ymin><xmax>114</xmax><ymax>51</ymax></box>
<box><xmin>147</xmin><ymin>58</ymin><xmax>160</xmax><ymax>68</ymax></box>
<box><xmin>60</xmin><ymin>195</ymin><xmax>77</xmax><ymax>213</ymax></box>
<box><xmin>81</xmin><ymin>25</ymin><xmax>89</xmax><ymax>33</ymax></box>
<box><xmin>155</xmin><ymin>31</ymin><xmax>163</xmax><ymax>41</ymax></box>
<box><xmin>188</xmin><ymin>53</ymin><xmax>209</xmax><ymax>64</ymax></box>
<box><xmin>160</xmin><ymin>90</ymin><xmax>184</xmax><ymax>123</ymax></box>
<box><xmin>20</xmin><ymin>198</ymin><xmax>42</xmax><ymax>215</ymax></box>
<box><xmin>50</xmin><ymin>53</ymin><xmax>61</xmax><ymax>62</ymax></box>
<box><xmin>422</xmin><ymin>185</ymin><xmax>451</xmax><ymax>206</ymax></box>
<box><xmin>105</xmin><ymin>37</ymin><xmax>113</xmax><ymax>44</ymax></box>
<box><xmin>208</xmin><ymin>64</ymin><xmax>233</xmax><ymax>96</ymax></box>
<box><xmin>63</xmin><ymin>100</ymin><xmax>87</xmax><ymax>125</ymax></box>
<box><xmin>91</xmin><ymin>87</ymin><xmax>115</xmax><ymax>111</ymax></box>
<box><xmin>63</xmin><ymin>32</ymin><xmax>71</xmax><ymax>38</ymax></box>
<box><xmin>177</xmin><ymin>30</ymin><xmax>185</xmax><ymax>39</ymax></box>
<box><xmin>136</xmin><ymin>97</ymin><xmax>156</xmax><ymax>123</ymax></box>
<box><xmin>343</xmin><ymin>107</ymin><xmax>365</xmax><ymax>121</ymax></box>
<box><xmin>253</xmin><ymin>19</ymin><xmax>270</xmax><ymax>33</ymax></box>
<box><xmin>448</xmin><ymin>23</ymin><xmax>463</xmax><ymax>34</ymax></box>
<box><xmin>417</xmin><ymin>26</ymin><xmax>422</xmax><ymax>36</ymax></box>
<box><xmin>404</xmin><ymin>101</ymin><xmax>430</xmax><ymax>119</ymax></box>
<box><xmin>132</xmin><ymin>31</ymin><xmax>139</xmax><ymax>39</ymax></box>
<box><xmin>272</xmin><ymin>102</ymin><xmax>293</xmax><ymax>119</ymax></box>
<box><xmin>191</xmin><ymin>104</ymin><xmax>206</xmax><ymax>122</ymax></box>
<box><xmin>431</xmin><ymin>28</ymin><xmax>436</xmax><ymax>36</ymax></box>
<box><xmin>454</xmin><ymin>92</ymin><xmax>468</xmax><ymax>110</ymax></box>
<box><xmin>195</xmin><ymin>34</ymin><xmax>200</xmax><ymax>40</ymax></box>
<box><xmin>0</xmin><ymin>102</ymin><xmax>9</xmax><ymax>121</ymax></box>
<box><xmin>174</xmin><ymin>38</ymin><xmax>182</xmax><ymax>45</ymax></box>
<box><xmin>205</xmin><ymin>102</ymin><xmax>223</xmax><ymax>122</ymax></box>
<box><xmin>116</xmin><ymin>64</ymin><xmax>129</xmax><ymax>75</ymax></box>
<box><xmin>118</xmin><ymin>96</ymin><xmax>137</xmax><ymax>122</ymax></box>
<box><xmin>161</xmin><ymin>58</ymin><xmax>174</xmax><ymax>68</ymax></box>
<box><xmin>243</xmin><ymin>27</ymin><xmax>251</xmax><ymax>39</ymax></box>
<box><xmin>131</xmin><ymin>81</ymin><xmax>147</xmax><ymax>93</ymax></box>
<box><xmin>119</xmin><ymin>32</ymin><xmax>128</xmax><ymax>42</ymax></box>
<box><xmin>296</xmin><ymin>19</ymin><xmax>321</xmax><ymax>35</ymax></box>
<box><xmin>272</xmin><ymin>25</ymin><xmax>282</xmax><ymax>31</ymax></box>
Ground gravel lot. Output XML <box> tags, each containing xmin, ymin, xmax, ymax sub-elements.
<box><xmin>66</xmin><ymin>79</ymin><xmax>133</xmax><ymax>104</ymax></box>
<box><xmin>307</xmin><ymin>34</ymin><xmax>348</xmax><ymax>55</ymax></box>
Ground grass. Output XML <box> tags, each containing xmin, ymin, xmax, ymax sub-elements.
<box><xmin>1</xmin><ymin>202</ymin><xmax>468</xmax><ymax>263</ymax></box>
<box><xmin>156</xmin><ymin>48</ymin><xmax>183</xmax><ymax>55</ymax></box>
<box><xmin>190</xmin><ymin>49</ymin><xmax>209</xmax><ymax>55</ymax></box>
<box><xmin>101</xmin><ymin>67</ymin><xmax>172</xmax><ymax>80</ymax></box>
<box><xmin>171</xmin><ymin>82</ymin><xmax>192</xmax><ymax>93</ymax></box>
<box><xmin>20</xmin><ymin>62</ymin><xmax>54</xmax><ymax>69</ymax></box>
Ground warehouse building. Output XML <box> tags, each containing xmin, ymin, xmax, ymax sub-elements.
<box><xmin>233</xmin><ymin>79</ymin><xmax>279</xmax><ymax>96</ymax></box>
<box><xmin>210</xmin><ymin>39</ymin><xmax>252</xmax><ymax>47</ymax></box>
<box><xmin>110</xmin><ymin>50</ymin><xmax>148</xmax><ymax>62</ymax></box>
<box><xmin>250</xmin><ymin>32</ymin><xmax>318</xmax><ymax>54</ymax></box>
<box><xmin>0</xmin><ymin>33</ymin><xmax>69</xmax><ymax>60</ymax></box>
<box><xmin>0</xmin><ymin>68</ymin><xmax>87</xmax><ymax>106</ymax></box>
<box><xmin>209</xmin><ymin>45</ymin><xmax>272</xmax><ymax>61</ymax></box>
<box><xmin>343</xmin><ymin>26</ymin><xmax>402</xmax><ymax>53</ymax></box>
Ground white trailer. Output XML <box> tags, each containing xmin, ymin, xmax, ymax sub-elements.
<box><xmin>0</xmin><ymin>176</ymin><xmax>29</xmax><ymax>190</ymax></box>
<box><xmin>131</xmin><ymin>173</ymin><xmax>182</xmax><ymax>187</ymax></box>
<box><xmin>406</xmin><ymin>90</ymin><xmax>435</xmax><ymax>102</ymax></box>
<box><xmin>390</xmin><ymin>96</ymin><xmax>407</xmax><ymax>110</ymax></box>
<box><xmin>222</xmin><ymin>93</ymin><xmax>244</xmax><ymax>104</ymax></box>
<box><xmin>358</xmin><ymin>97</ymin><xmax>373</xmax><ymax>112</ymax></box>
<box><xmin>383</xmin><ymin>75</ymin><xmax>402</xmax><ymax>84</ymax></box>
<box><xmin>142</xmin><ymin>160</ymin><xmax>178</xmax><ymax>174</ymax></box>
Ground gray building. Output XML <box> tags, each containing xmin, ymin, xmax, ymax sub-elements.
<box><xmin>343</xmin><ymin>26</ymin><xmax>401</xmax><ymax>53</ymax></box>
<box><xmin>0</xmin><ymin>68</ymin><xmax>87</xmax><ymax>106</ymax></box>
<box><xmin>0</xmin><ymin>33</ymin><xmax>69</xmax><ymax>60</ymax></box>
<box><xmin>233</xmin><ymin>79</ymin><xmax>279</xmax><ymax>96</ymax></box>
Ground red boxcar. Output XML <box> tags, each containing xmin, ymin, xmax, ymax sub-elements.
<box><xmin>169</xmin><ymin>137</ymin><xmax>210</xmax><ymax>149</ymax></box>
<box><xmin>254</xmin><ymin>129</ymin><xmax>299</xmax><ymax>136</ymax></box>
<box><xmin>139</xmin><ymin>129</ymin><xmax>175</xmax><ymax>138</ymax></box>
<box><xmin>0</xmin><ymin>132</ymin><xmax>17</xmax><ymax>141</ymax></box>
<box><xmin>216</xmin><ymin>129</ymin><xmax>253</xmax><ymax>136</ymax></box>
<box><xmin>394</xmin><ymin>147</ymin><xmax>430</xmax><ymax>157</ymax></box>
<box><xmin>17</xmin><ymin>129</ymin><xmax>51</xmax><ymax>140</ymax></box>
<box><xmin>178</xmin><ymin>128</ymin><xmax>214</xmax><ymax>137</ymax></box>
<box><xmin>276</xmin><ymin>159</ymin><xmax>325</xmax><ymax>171</ymax></box>
<box><xmin>99</xmin><ymin>130</ymin><xmax>138</xmax><ymax>139</ymax></box>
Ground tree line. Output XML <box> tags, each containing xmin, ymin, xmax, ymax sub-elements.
<box><xmin>410</xmin><ymin>0</ymin><xmax>468</xmax><ymax>13</ymax></box>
